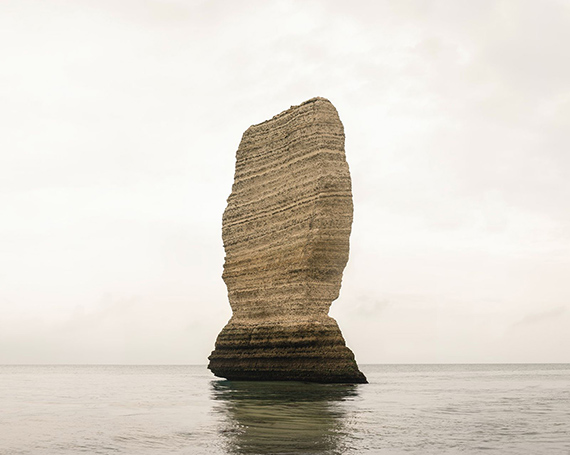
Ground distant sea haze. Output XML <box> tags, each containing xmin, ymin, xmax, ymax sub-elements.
<box><xmin>1</xmin><ymin>364</ymin><xmax>568</xmax><ymax>454</ymax></box>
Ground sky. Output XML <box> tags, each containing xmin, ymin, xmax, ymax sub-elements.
<box><xmin>1</xmin><ymin>0</ymin><xmax>569</xmax><ymax>365</ymax></box>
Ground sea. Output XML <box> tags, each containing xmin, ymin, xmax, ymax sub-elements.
<box><xmin>0</xmin><ymin>364</ymin><xmax>568</xmax><ymax>454</ymax></box>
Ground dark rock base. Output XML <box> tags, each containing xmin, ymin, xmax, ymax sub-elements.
<box><xmin>208</xmin><ymin>317</ymin><xmax>368</xmax><ymax>384</ymax></box>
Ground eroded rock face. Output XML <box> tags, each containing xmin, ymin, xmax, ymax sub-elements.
<box><xmin>208</xmin><ymin>97</ymin><xmax>366</xmax><ymax>383</ymax></box>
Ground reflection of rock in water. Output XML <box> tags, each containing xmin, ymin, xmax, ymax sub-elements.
<box><xmin>211</xmin><ymin>380</ymin><xmax>360</xmax><ymax>454</ymax></box>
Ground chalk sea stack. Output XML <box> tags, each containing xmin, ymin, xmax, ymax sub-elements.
<box><xmin>208</xmin><ymin>97</ymin><xmax>367</xmax><ymax>384</ymax></box>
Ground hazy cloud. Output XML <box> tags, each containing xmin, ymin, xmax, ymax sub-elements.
<box><xmin>514</xmin><ymin>306</ymin><xmax>567</xmax><ymax>327</ymax></box>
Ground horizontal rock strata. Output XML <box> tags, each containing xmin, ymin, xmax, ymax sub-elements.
<box><xmin>208</xmin><ymin>97</ymin><xmax>366</xmax><ymax>383</ymax></box>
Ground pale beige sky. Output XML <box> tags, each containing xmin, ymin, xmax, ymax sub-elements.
<box><xmin>1</xmin><ymin>0</ymin><xmax>569</xmax><ymax>364</ymax></box>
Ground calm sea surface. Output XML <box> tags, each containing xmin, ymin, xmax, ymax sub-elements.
<box><xmin>0</xmin><ymin>364</ymin><xmax>568</xmax><ymax>454</ymax></box>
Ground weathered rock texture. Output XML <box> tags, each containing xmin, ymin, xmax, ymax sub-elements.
<box><xmin>208</xmin><ymin>97</ymin><xmax>366</xmax><ymax>383</ymax></box>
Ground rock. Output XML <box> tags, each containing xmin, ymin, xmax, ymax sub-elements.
<box><xmin>208</xmin><ymin>97</ymin><xmax>367</xmax><ymax>383</ymax></box>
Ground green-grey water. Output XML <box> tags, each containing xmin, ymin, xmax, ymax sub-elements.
<box><xmin>0</xmin><ymin>364</ymin><xmax>568</xmax><ymax>454</ymax></box>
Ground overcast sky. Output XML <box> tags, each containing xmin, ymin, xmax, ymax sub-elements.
<box><xmin>1</xmin><ymin>0</ymin><xmax>569</xmax><ymax>365</ymax></box>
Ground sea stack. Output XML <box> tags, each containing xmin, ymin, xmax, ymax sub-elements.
<box><xmin>208</xmin><ymin>97</ymin><xmax>367</xmax><ymax>383</ymax></box>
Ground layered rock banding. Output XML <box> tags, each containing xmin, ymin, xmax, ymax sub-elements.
<box><xmin>208</xmin><ymin>97</ymin><xmax>366</xmax><ymax>383</ymax></box>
